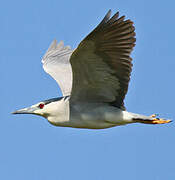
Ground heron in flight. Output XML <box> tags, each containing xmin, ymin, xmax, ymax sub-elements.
<box><xmin>12</xmin><ymin>10</ymin><xmax>171</xmax><ymax>129</ymax></box>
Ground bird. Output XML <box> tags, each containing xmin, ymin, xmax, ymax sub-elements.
<box><xmin>12</xmin><ymin>10</ymin><xmax>171</xmax><ymax>129</ymax></box>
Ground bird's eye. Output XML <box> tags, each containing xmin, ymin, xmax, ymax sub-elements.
<box><xmin>39</xmin><ymin>103</ymin><xmax>44</xmax><ymax>109</ymax></box>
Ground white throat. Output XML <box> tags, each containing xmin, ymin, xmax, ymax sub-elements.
<box><xmin>46</xmin><ymin>97</ymin><xmax>70</xmax><ymax>125</ymax></box>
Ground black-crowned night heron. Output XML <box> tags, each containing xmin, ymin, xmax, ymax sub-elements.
<box><xmin>12</xmin><ymin>10</ymin><xmax>171</xmax><ymax>129</ymax></box>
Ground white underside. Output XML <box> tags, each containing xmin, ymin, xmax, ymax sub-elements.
<box><xmin>47</xmin><ymin>101</ymin><xmax>138</xmax><ymax>129</ymax></box>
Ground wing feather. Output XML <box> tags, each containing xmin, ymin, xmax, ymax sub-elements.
<box><xmin>42</xmin><ymin>40</ymin><xmax>73</xmax><ymax>96</ymax></box>
<box><xmin>70</xmin><ymin>10</ymin><xmax>136</xmax><ymax>109</ymax></box>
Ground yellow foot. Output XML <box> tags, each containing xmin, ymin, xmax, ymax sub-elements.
<box><xmin>152</xmin><ymin>118</ymin><xmax>171</xmax><ymax>124</ymax></box>
<box><xmin>150</xmin><ymin>114</ymin><xmax>158</xmax><ymax>118</ymax></box>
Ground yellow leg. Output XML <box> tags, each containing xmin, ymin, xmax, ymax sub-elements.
<box><xmin>133</xmin><ymin>117</ymin><xmax>172</xmax><ymax>124</ymax></box>
<box><xmin>150</xmin><ymin>114</ymin><xmax>158</xmax><ymax>118</ymax></box>
<box><xmin>151</xmin><ymin>118</ymin><xmax>171</xmax><ymax>124</ymax></box>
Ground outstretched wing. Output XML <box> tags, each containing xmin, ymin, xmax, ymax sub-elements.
<box><xmin>42</xmin><ymin>40</ymin><xmax>73</xmax><ymax>96</ymax></box>
<box><xmin>70</xmin><ymin>10</ymin><xmax>136</xmax><ymax>110</ymax></box>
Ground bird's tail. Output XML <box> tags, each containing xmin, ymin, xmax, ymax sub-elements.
<box><xmin>133</xmin><ymin>114</ymin><xmax>172</xmax><ymax>124</ymax></box>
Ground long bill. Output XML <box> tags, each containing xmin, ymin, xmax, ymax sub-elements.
<box><xmin>12</xmin><ymin>107</ymin><xmax>37</xmax><ymax>115</ymax></box>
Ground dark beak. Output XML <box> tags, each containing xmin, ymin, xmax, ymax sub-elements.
<box><xmin>12</xmin><ymin>107</ymin><xmax>36</xmax><ymax>115</ymax></box>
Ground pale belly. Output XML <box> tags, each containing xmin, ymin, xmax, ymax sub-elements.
<box><xmin>48</xmin><ymin>103</ymin><xmax>131</xmax><ymax>129</ymax></box>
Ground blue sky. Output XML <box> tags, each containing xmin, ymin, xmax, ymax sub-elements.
<box><xmin>1</xmin><ymin>0</ymin><xmax>175</xmax><ymax>179</ymax></box>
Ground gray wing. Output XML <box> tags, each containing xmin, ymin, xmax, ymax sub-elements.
<box><xmin>70</xmin><ymin>10</ymin><xmax>136</xmax><ymax>110</ymax></box>
<box><xmin>42</xmin><ymin>40</ymin><xmax>73</xmax><ymax>96</ymax></box>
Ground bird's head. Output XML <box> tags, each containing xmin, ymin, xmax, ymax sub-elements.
<box><xmin>12</xmin><ymin>97</ymin><xmax>64</xmax><ymax>118</ymax></box>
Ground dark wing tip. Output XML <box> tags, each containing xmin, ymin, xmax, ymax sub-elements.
<box><xmin>96</xmin><ymin>10</ymin><xmax>112</xmax><ymax>28</ymax></box>
<box><xmin>108</xmin><ymin>11</ymin><xmax>119</xmax><ymax>24</ymax></box>
<box><xmin>106</xmin><ymin>9</ymin><xmax>112</xmax><ymax>18</ymax></box>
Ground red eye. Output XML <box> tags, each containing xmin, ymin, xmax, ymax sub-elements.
<box><xmin>39</xmin><ymin>103</ymin><xmax>44</xmax><ymax>109</ymax></box>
